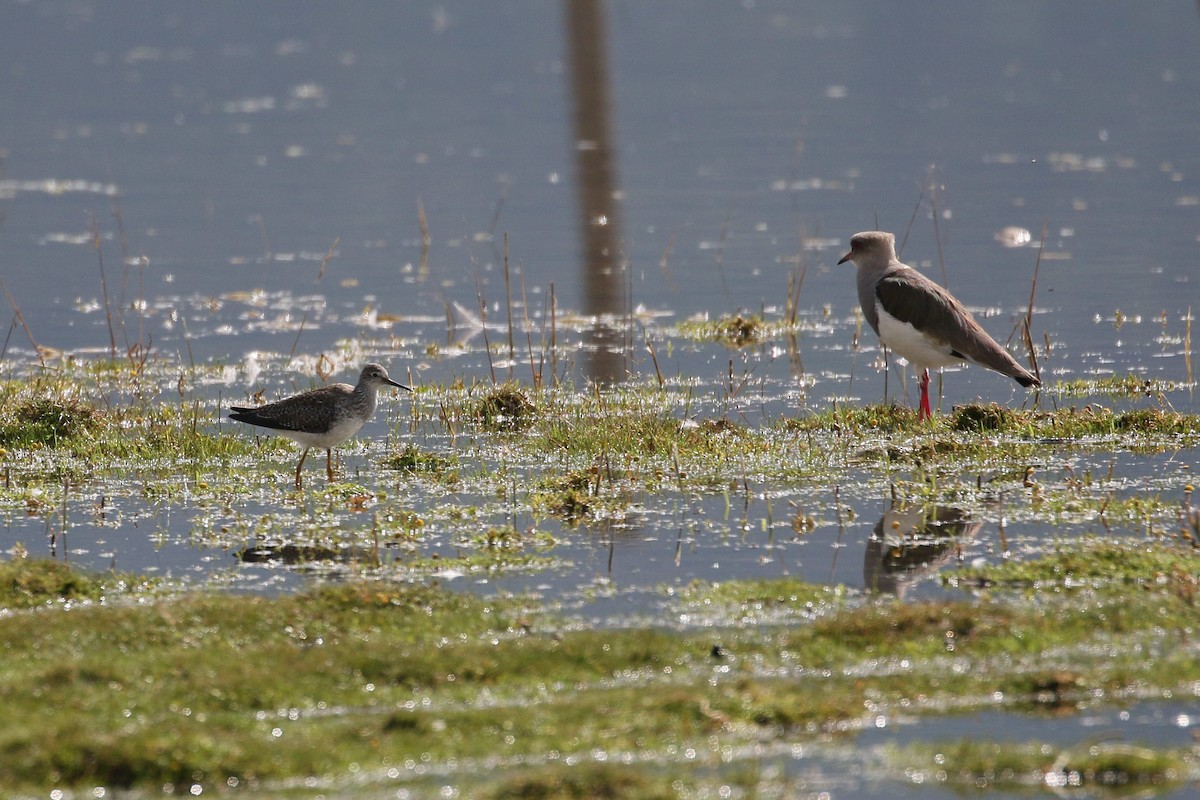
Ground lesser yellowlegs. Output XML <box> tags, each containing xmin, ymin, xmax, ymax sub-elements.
<box><xmin>228</xmin><ymin>362</ymin><xmax>410</xmax><ymax>487</ymax></box>
<box><xmin>839</xmin><ymin>231</ymin><xmax>1039</xmax><ymax>419</ymax></box>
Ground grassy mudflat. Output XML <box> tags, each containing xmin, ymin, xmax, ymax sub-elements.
<box><xmin>1</xmin><ymin>539</ymin><xmax>1197</xmax><ymax>796</ymax></box>
<box><xmin>0</xmin><ymin>363</ymin><xmax>1199</xmax><ymax>795</ymax></box>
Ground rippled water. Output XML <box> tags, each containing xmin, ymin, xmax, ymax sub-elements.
<box><xmin>2</xmin><ymin>1</ymin><xmax>1197</xmax><ymax>363</ymax></box>
<box><xmin>2</xmin><ymin>1</ymin><xmax>1199</xmax><ymax>793</ymax></box>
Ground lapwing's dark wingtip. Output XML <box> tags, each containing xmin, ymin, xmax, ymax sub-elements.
<box><xmin>1016</xmin><ymin>374</ymin><xmax>1041</xmax><ymax>389</ymax></box>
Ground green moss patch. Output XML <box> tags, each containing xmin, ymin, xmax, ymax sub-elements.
<box><xmin>890</xmin><ymin>739</ymin><xmax>1192</xmax><ymax>792</ymax></box>
<box><xmin>1</xmin><ymin>542</ymin><xmax>1197</xmax><ymax>794</ymax></box>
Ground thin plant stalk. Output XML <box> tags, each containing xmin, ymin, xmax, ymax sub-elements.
<box><xmin>715</xmin><ymin>210</ymin><xmax>732</xmax><ymax>306</ymax></box>
<box><xmin>658</xmin><ymin>231</ymin><xmax>678</xmax><ymax>292</ymax></box>
<box><xmin>534</xmin><ymin>287</ymin><xmax>551</xmax><ymax>390</ymax></box>
<box><xmin>624</xmin><ymin>242</ymin><xmax>634</xmax><ymax>376</ymax></box>
<box><xmin>289</xmin><ymin>310</ymin><xmax>309</xmax><ymax>359</ymax></box>
<box><xmin>474</xmin><ymin>263</ymin><xmax>496</xmax><ymax>385</ymax></box>
<box><xmin>1185</xmin><ymin>306</ymin><xmax>1193</xmax><ymax>392</ymax></box>
<box><xmin>502</xmin><ymin>233</ymin><xmax>515</xmax><ymax>377</ymax></box>
<box><xmin>417</xmin><ymin>198</ymin><xmax>431</xmax><ymax>249</ymax></box>
<box><xmin>0</xmin><ymin>278</ymin><xmax>43</xmax><ymax>366</ymax></box>
<box><xmin>550</xmin><ymin>282</ymin><xmax>558</xmax><ymax>389</ymax></box>
<box><xmin>90</xmin><ymin>215</ymin><xmax>118</xmax><ymax>360</ymax></box>
<box><xmin>316</xmin><ymin>235</ymin><xmax>339</xmax><ymax>283</ymax></box>
<box><xmin>847</xmin><ymin>312</ymin><xmax>860</xmax><ymax>402</ymax></box>
<box><xmin>644</xmin><ymin>327</ymin><xmax>665</xmax><ymax>389</ymax></box>
<box><xmin>515</xmin><ymin>258</ymin><xmax>539</xmax><ymax>388</ymax></box>
<box><xmin>1020</xmin><ymin>221</ymin><xmax>1046</xmax><ymax>391</ymax></box>
<box><xmin>180</xmin><ymin>315</ymin><xmax>196</xmax><ymax>372</ymax></box>
<box><xmin>928</xmin><ymin>178</ymin><xmax>948</xmax><ymax>411</ymax></box>
<box><xmin>929</xmin><ymin>175</ymin><xmax>948</xmax><ymax>288</ymax></box>
<box><xmin>287</xmin><ymin>235</ymin><xmax>339</xmax><ymax>356</ymax></box>
<box><xmin>108</xmin><ymin>193</ymin><xmax>135</xmax><ymax>351</ymax></box>
<box><xmin>786</xmin><ymin>224</ymin><xmax>810</xmax><ymax>329</ymax></box>
<box><xmin>1</xmin><ymin>315</ymin><xmax>15</xmax><ymax>362</ymax></box>
<box><xmin>417</xmin><ymin>198</ymin><xmax>431</xmax><ymax>282</ymax></box>
<box><xmin>897</xmin><ymin>167</ymin><xmax>932</xmax><ymax>258</ymax></box>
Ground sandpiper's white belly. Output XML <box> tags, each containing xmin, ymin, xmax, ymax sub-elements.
<box><xmin>876</xmin><ymin>304</ymin><xmax>962</xmax><ymax>370</ymax></box>
<box><xmin>278</xmin><ymin>417</ymin><xmax>365</xmax><ymax>449</ymax></box>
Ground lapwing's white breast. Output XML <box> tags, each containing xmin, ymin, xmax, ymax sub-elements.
<box><xmin>875</xmin><ymin>302</ymin><xmax>963</xmax><ymax>371</ymax></box>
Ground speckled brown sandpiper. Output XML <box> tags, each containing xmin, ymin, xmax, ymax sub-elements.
<box><xmin>228</xmin><ymin>363</ymin><xmax>410</xmax><ymax>487</ymax></box>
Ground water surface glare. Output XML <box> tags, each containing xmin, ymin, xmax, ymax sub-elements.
<box><xmin>2</xmin><ymin>1</ymin><xmax>1199</xmax><ymax>793</ymax></box>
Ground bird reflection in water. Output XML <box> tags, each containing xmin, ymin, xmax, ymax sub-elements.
<box><xmin>236</xmin><ymin>543</ymin><xmax>372</xmax><ymax>569</ymax></box>
<box><xmin>863</xmin><ymin>503</ymin><xmax>981</xmax><ymax>597</ymax></box>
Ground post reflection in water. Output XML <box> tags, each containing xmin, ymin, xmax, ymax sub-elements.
<box><xmin>564</xmin><ymin>0</ymin><xmax>626</xmax><ymax>385</ymax></box>
<box><xmin>863</xmin><ymin>503</ymin><xmax>982</xmax><ymax>597</ymax></box>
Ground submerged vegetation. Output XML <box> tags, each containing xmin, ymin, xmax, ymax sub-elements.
<box><xmin>0</xmin><ymin>392</ymin><xmax>103</xmax><ymax>449</ymax></box>
<box><xmin>475</xmin><ymin>381</ymin><xmax>538</xmax><ymax>431</ymax></box>
<box><xmin>0</xmin><ymin>371</ymin><xmax>269</xmax><ymax>473</ymax></box>
<box><xmin>0</xmin><ymin>542</ymin><xmax>1196</xmax><ymax>794</ymax></box>
<box><xmin>0</xmin><ymin>354</ymin><xmax>1197</xmax><ymax>795</ymax></box>
<box><xmin>677</xmin><ymin>311</ymin><xmax>806</xmax><ymax>347</ymax></box>
<box><xmin>786</xmin><ymin>400</ymin><xmax>1200</xmax><ymax>440</ymax></box>
<box><xmin>890</xmin><ymin>738</ymin><xmax>1192</xmax><ymax>793</ymax></box>
<box><xmin>0</xmin><ymin>557</ymin><xmax>153</xmax><ymax>608</ymax></box>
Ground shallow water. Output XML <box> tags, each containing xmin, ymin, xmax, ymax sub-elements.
<box><xmin>2</xmin><ymin>1</ymin><xmax>1199</xmax><ymax>794</ymax></box>
<box><xmin>2</xmin><ymin>2</ymin><xmax>1197</xmax><ymax>366</ymax></box>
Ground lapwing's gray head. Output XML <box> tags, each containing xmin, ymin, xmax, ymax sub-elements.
<box><xmin>359</xmin><ymin>363</ymin><xmax>411</xmax><ymax>392</ymax></box>
<box><xmin>837</xmin><ymin>231</ymin><xmax>897</xmax><ymax>268</ymax></box>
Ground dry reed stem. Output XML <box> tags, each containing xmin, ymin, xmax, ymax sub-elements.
<box><xmin>289</xmin><ymin>310</ymin><xmax>308</xmax><ymax>359</ymax></box>
<box><xmin>473</xmin><ymin>261</ymin><xmax>496</xmax><ymax>385</ymax></box>
<box><xmin>417</xmin><ymin>197</ymin><xmax>431</xmax><ymax>249</ymax></box>
<box><xmin>929</xmin><ymin>173</ymin><xmax>948</xmax><ymax>288</ymax></box>
<box><xmin>1184</xmin><ymin>306</ymin><xmax>1193</xmax><ymax>390</ymax></box>
<box><xmin>550</xmin><ymin>282</ymin><xmax>558</xmax><ymax>388</ymax></box>
<box><xmin>0</xmin><ymin>316</ymin><xmax>15</xmax><ymax>362</ymax></box>
<box><xmin>516</xmin><ymin>256</ymin><xmax>541</xmax><ymax>388</ymax></box>
<box><xmin>715</xmin><ymin>210</ymin><xmax>732</xmax><ymax>306</ymax></box>
<box><xmin>316</xmin><ymin>235</ymin><xmax>340</xmax><ymax>283</ymax></box>
<box><xmin>108</xmin><ymin>193</ymin><xmax>133</xmax><ymax>349</ymax></box>
<box><xmin>531</xmin><ymin>287</ymin><xmax>549</xmax><ymax>391</ymax></box>
<box><xmin>644</xmin><ymin>328</ymin><xmax>665</xmax><ymax>389</ymax></box>
<box><xmin>0</xmin><ymin>277</ymin><xmax>44</xmax><ymax>366</ymax></box>
<box><xmin>1020</xmin><ymin>221</ymin><xmax>1046</xmax><ymax>390</ymax></box>
<box><xmin>90</xmin><ymin>215</ymin><xmax>118</xmax><ymax>359</ymax></box>
<box><xmin>897</xmin><ymin>167</ymin><xmax>932</xmax><ymax>258</ymax></box>
<box><xmin>786</xmin><ymin>226</ymin><xmax>810</xmax><ymax>329</ymax></box>
<box><xmin>624</xmin><ymin>242</ymin><xmax>634</xmax><ymax>372</ymax></box>
<box><xmin>488</xmin><ymin>183</ymin><xmax>508</xmax><ymax>241</ymax></box>
<box><xmin>658</xmin><ymin>231</ymin><xmax>678</xmax><ymax>292</ymax></box>
<box><xmin>502</xmin><ymin>233</ymin><xmax>515</xmax><ymax>377</ymax></box>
